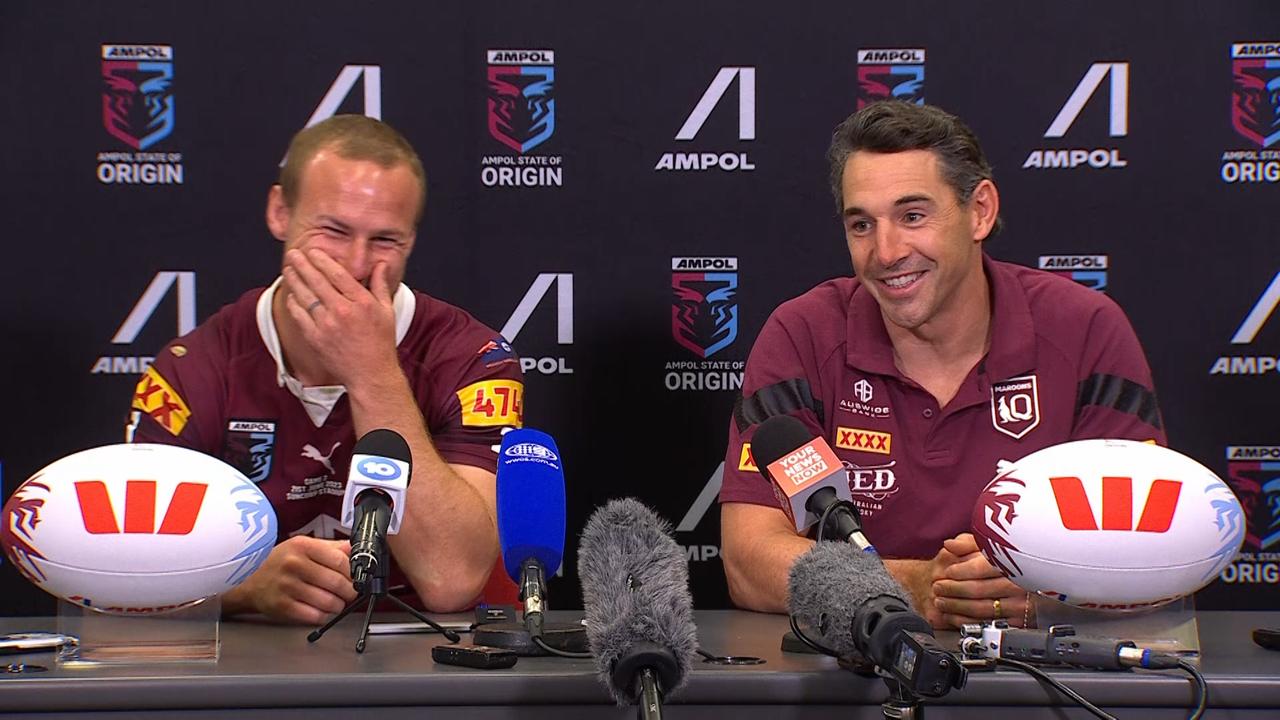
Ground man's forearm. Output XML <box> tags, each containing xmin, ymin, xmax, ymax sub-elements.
<box><xmin>723</xmin><ymin>528</ymin><xmax>814</xmax><ymax>613</ymax></box>
<box><xmin>347</xmin><ymin>373</ymin><xmax>499</xmax><ymax>610</ymax></box>
<box><xmin>880</xmin><ymin>557</ymin><xmax>937</xmax><ymax>618</ymax></box>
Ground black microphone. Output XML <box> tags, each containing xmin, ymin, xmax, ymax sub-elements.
<box><xmin>788</xmin><ymin>542</ymin><xmax>966</xmax><ymax>698</ymax></box>
<box><xmin>341</xmin><ymin>429</ymin><xmax>412</xmax><ymax>591</ymax></box>
<box><xmin>579</xmin><ymin>498</ymin><xmax>698</xmax><ymax>718</ymax></box>
<box><xmin>751</xmin><ymin>415</ymin><xmax>873</xmax><ymax>549</ymax></box>
<box><xmin>960</xmin><ymin>622</ymin><xmax>1182</xmax><ymax>670</ymax></box>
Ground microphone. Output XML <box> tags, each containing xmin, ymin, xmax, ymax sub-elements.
<box><xmin>340</xmin><ymin>429</ymin><xmax>411</xmax><ymax>591</ymax></box>
<box><xmin>960</xmin><ymin>622</ymin><xmax>1182</xmax><ymax>670</ymax></box>
<box><xmin>578</xmin><ymin>498</ymin><xmax>698</xmax><ymax>715</ymax></box>
<box><xmin>788</xmin><ymin>542</ymin><xmax>966</xmax><ymax>698</ymax></box>
<box><xmin>496</xmin><ymin>428</ymin><xmax>566</xmax><ymax>640</ymax></box>
<box><xmin>751</xmin><ymin>415</ymin><xmax>873</xmax><ymax>550</ymax></box>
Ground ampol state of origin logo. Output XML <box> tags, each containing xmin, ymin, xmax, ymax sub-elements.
<box><xmin>1039</xmin><ymin>255</ymin><xmax>1108</xmax><ymax>292</ymax></box>
<box><xmin>671</xmin><ymin>257</ymin><xmax>739</xmax><ymax>359</ymax></box>
<box><xmin>97</xmin><ymin>44</ymin><xmax>183</xmax><ymax>185</ymax></box>
<box><xmin>102</xmin><ymin>44</ymin><xmax>174</xmax><ymax>149</ymax></box>
<box><xmin>1225</xmin><ymin>446</ymin><xmax>1280</xmax><ymax>551</ymax></box>
<box><xmin>1232</xmin><ymin>43</ymin><xmax>1280</xmax><ymax>149</ymax></box>
<box><xmin>856</xmin><ymin>48</ymin><xmax>925</xmax><ymax>108</ymax></box>
<box><xmin>487</xmin><ymin>50</ymin><xmax>555</xmax><ymax>153</ymax></box>
<box><xmin>481</xmin><ymin>49</ymin><xmax>562</xmax><ymax>187</ymax></box>
<box><xmin>1221</xmin><ymin>42</ymin><xmax>1280</xmax><ymax>184</ymax></box>
<box><xmin>223</xmin><ymin>420</ymin><xmax>277</xmax><ymax>484</ymax></box>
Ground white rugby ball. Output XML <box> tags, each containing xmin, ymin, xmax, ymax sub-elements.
<box><xmin>971</xmin><ymin>439</ymin><xmax>1244</xmax><ymax>610</ymax></box>
<box><xmin>1</xmin><ymin>443</ymin><xmax>277</xmax><ymax>614</ymax></box>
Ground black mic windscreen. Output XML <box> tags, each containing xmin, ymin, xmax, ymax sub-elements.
<box><xmin>353</xmin><ymin>428</ymin><xmax>411</xmax><ymax>464</ymax></box>
<box><xmin>751</xmin><ymin>415</ymin><xmax>815</xmax><ymax>470</ymax></box>
<box><xmin>787</xmin><ymin>541</ymin><xmax>913</xmax><ymax>657</ymax></box>
<box><xmin>578</xmin><ymin>498</ymin><xmax>698</xmax><ymax>705</ymax></box>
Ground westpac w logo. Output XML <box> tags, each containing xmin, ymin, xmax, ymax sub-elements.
<box><xmin>1049</xmin><ymin>476</ymin><xmax>1181</xmax><ymax>532</ymax></box>
<box><xmin>74</xmin><ymin>480</ymin><xmax>207</xmax><ymax>535</ymax></box>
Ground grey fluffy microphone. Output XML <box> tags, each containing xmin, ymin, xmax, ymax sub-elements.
<box><xmin>578</xmin><ymin>498</ymin><xmax>699</xmax><ymax>710</ymax></box>
<box><xmin>787</xmin><ymin>541</ymin><xmax>914</xmax><ymax>657</ymax></box>
<box><xmin>789</xmin><ymin>542</ymin><xmax>967</xmax><ymax>698</ymax></box>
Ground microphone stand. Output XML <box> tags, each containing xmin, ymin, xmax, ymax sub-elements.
<box><xmin>307</xmin><ymin>542</ymin><xmax>460</xmax><ymax>653</ymax></box>
<box><xmin>637</xmin><ymin>667</ymin><xmax>664</xmax><ymax>720</ymax></box>
<box><xmin>880</xmin><ymin>678</ymin><xmax>924</xmax><ymax>720</ymax></box>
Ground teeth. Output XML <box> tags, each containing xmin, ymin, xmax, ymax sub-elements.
<box><xmin>883</xmin><ymin>272</ymin><xmax>922</xmax><ymax>289</ymax></box>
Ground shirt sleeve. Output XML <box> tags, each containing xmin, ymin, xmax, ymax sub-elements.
<box><xmin>432</xmin><ymin>336</ymin><xmax>525</xmax><ymax>474</ymax></box>
<box><xmin>1069</xmin><ymin>297</ymin><xmax>1168</xmax><ymax>445</ymax></box>
<box><xmin>125</xmin><ymin>339</ymin><xmax>223</xmax><ymax>454</ymax></box>
<box><xmin>719</xmin><ymin>312</ymin><xmax>827</xmax><ymax>508</ymax></box>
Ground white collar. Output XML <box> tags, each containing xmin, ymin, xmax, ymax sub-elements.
<box><xmin>255</xmin><ymin>277</ymin><xmax>416</xmax><ymax>427</ymax></box>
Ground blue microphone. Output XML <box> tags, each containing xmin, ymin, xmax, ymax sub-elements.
<box><xmin>496</xmin><ymin>428</ymin><xmax>566</xmax><ymax>639</ymax></box>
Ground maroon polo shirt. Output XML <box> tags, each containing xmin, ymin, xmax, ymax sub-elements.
<box><xmin>720</xmin><ymin>255</ymin><xmax>1166</xmax><ymax>559</ymax></box>
<box><xmin>128</xmin><ymin>285</ymin><xmax>524</xmax><ymax>605</ymax></box>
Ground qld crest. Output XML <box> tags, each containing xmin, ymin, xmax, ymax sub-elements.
<box><xmin>991</xmin><ymin>375</ymin><xmax>1040</xmax><ymax>440</ymax></box>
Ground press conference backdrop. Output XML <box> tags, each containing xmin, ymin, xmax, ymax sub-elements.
<box><xmin>0</xmin><ymin>1</ymin><xmax>1277</xmax><ymax>616</ymax></box>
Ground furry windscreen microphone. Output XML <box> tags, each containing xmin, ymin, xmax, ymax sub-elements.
<box><xmin>787</xmin><ymin>541</ymin><xmax>914</xmax><ymax>657</ymax></box>
<box><xmin>578</xmin><ymin>498</ymin><xmax>699</xmax><ymax>705</ymax></box>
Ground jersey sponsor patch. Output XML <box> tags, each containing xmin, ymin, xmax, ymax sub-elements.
<box><xmin>836</xmin><ymin>426</ymin><xmax>891</xmax><ymax>455</ymax></box>
<box><xmin>991</xmin><ymin>374</ymin><xmax>1041</xmax><ymax>440</ymax></box>
<box><xmin>737</xmin><ymin>442</ymin><xmax>758</xmax><ymax>471</ymax></box>
<box><xmin>131</xmin><ymin>366</ymin><xmax>191</xmax><ymax>436</ymax></box>
<box><xmin>224</xmin><ymin>420</ymin><xmax>277</xmax><ymax>484</ymax></box>
<box><xmin>477</xmin><ymin>337</ymin><xmax>519</xmax><ymax>368</ymax></box>
<box><xmin>457</xmin><ymin>380</ymin><xmax>525</xmax><ymax>427</ymax></box>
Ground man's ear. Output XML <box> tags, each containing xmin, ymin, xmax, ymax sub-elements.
<box><xmin>266</xmin><ymin>185</ymin><xmax>290</xmax><ymax>242</ymax></box>
<box><xmin>969</xmin><ymin>179</ymin><xmax>999</xmax><ymax>242</ymax></box>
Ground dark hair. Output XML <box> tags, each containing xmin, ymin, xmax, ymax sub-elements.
<box><xmin>827</xmin><ymin>100</ymin><xmax>1001</xmax><ymax>238</ymax></box>
<box><xmin>278</xmin><ymin>115</ymin><xmax>427</xmax><ymax>223</ymax></box>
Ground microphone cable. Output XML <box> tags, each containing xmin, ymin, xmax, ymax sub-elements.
<box><xmin>787</xmin><ymin>613</ymin><xmax>840</xmax><ymax>657</ymax></box>
<box><xmin>815</xmin><ymin>498</ymin><xmax>862</xmax><ymax>543</ymax></box>
<box><xmin>990</xmin><ymin>656</ymin><xmax>1207</xmax><ymax>720</ymax></box>
<box><xmin>531</xmin><ymin>635</ymin><xmax>592</xmax><ymax>659</ymax></box>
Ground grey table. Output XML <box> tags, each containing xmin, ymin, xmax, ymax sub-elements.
<box><xmin>1</xmin><ymin>610</ymin><xmax>1277</xmax><ymax>718</ymax></box>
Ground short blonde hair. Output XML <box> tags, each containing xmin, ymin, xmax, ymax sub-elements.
<box><xmin>278</xmin><ymin>115</ymin><xmax>427</xmax><ymax>223</ymax></box>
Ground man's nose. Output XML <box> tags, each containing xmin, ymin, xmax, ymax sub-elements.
<box><xmin>872</xmin><ymin>224</ymin><xmax>910</xmax><ymax>268</ymax></box>
<box><xmin>343</xmin><ymin>238</ymin><xmax>372</xmax><ymax>282</ymax></box>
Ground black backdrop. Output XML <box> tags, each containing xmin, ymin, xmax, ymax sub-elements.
<box><xmin>1</xmin><ymin>1</ymin><xmax>1278</xmax><ymax>615</ymax></box>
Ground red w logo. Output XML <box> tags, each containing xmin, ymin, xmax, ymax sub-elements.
<box><xmin>1048</xmin><ymin>476</ymin><xmax>1181</xmax><ymax>532</ymax></box>
<box><xmin>73</xmin><ymin>481</ymin><xmax>207</xmax><ymax>535</ymax></box>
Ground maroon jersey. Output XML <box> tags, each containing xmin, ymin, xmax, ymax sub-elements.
<box><xmin>128</xmin><ymin>283</ymin><xmax>524</xmax><ymax>604</ymax></box>
<box><xmin>720</xmin><ymin>256</ymin><xmax>1166</xmax><ymax>559</ymax></box>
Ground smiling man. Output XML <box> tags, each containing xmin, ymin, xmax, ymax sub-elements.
<box><xmin>719</xmin><ymin>101</ymin><xmax>1165</xmax><ymax>628</ymax></box>
<box><xmin>126</xmin><ymin>116</ymin><xmax>523</xmax><ymax>623</ymax></box>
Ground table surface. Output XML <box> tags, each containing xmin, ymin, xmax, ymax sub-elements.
<box><xmin>1</xmin><ymin>610</ymin><xmax>1278</xmax><ymax>714</ymax></box>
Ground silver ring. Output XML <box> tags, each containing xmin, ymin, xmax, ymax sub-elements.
<box><xmin>306</xmin><ymin>299</ymin><xmax>322</xmax><ymax>313</ymax></box>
